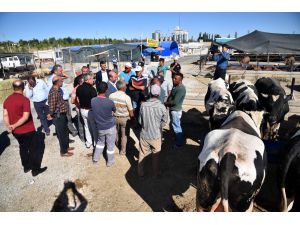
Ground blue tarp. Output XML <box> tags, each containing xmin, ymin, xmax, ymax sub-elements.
<box><xmin>158</xmin><ymin>41</ymin><xmax>179</xmax><ymax>56</ymax></box>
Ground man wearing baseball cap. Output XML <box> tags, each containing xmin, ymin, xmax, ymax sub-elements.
<box><xmin>170</xmin><ymin>55</ymin><xmax>181</xmax><ymax>79</ymax></box>
<box><xmin>138</xmin><ymin>84</ymin><xmax>168</xmax><ymax>177</ymax></box>
<box><xmin>119</xmin><ymin>62</ymin><xmax>136</xmax><ymax>85</ymax></box>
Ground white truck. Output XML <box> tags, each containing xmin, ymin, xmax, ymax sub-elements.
<box><xmin>0</xmin><ymin>56</ymin><xmax>21</xmax><ymax>70</ymax></box>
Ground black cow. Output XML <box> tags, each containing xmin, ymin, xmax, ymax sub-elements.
<box><xmin>279</xmin><ymin>129</ymin><xmax>300</xmax><ymax>211</ymax></box>
<box><xmin>255</xmin><ymin>77</ymin><xmax>290</xmax><ymax>139</ymax></box>
<box><xmin>197</xmin><ymin>111</ymin><xmax>267</xmax><ymax>212</ymax></box>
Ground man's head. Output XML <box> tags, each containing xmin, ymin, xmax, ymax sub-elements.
<box><xmin>134</xmin><ymin>66</ymin><xmax>143</xmax><ymax>77</ymax></box>
<box><xmin>52</xmin><ymin>76</ymin><xmax>63</xmax><ymax>87</ymax></box>
<box><xmin>96</xmin><ymin>81</ymin><xmax>108</xmax><ymax>95</ymax></box>
<box><xmin>222</xmin><ymin>45</ymin><xmax>228</xmax><ymax>52</ymax></box>
<box><xmin>81</xmin><ymin>66</ymin><xmax>89</xmax><ymax>75</ymax></box>
<box><xmin>83</xmin><ymin>72</ymin><xmax>94</xmax><ymax>85</ymax></box>
<box><xmin>100</xmin><ymin>61</ymin><xmax>107</xmax><ymax>71</ymax></box>
<box><xmin>27</xmin><ymin>76</ymin><xmax>36</xmax><ymax>87</ymax></box>
<box><xmin>173</xmin><ymin>72</ymin><xmax>183</xmax><ymax>86</ymax></box>
<box><xmin>116</xmin><ymin>80</ymin><xmax>126</xmax><ymax>92</ymax></box>
<box><xmin>150</xmin><ymin>84</ymin><xmax>161</xmax><ymax>98</ymax></box>
<box><xmin>174</xmin><ymin>55</ymin><xmax>179</xmax><ymax>62</ymax></box>
<box><xmin>109</xmin><ymin>70</ymin><xmax>118</xmax><ymax>83</ymax></box>
<box><xmin>159</xmin><ymin>58</ymin><xmax>165</xmax><ymax>66</ymax></box>
<box><xmin>124</xmin><ymin>62</ymin><xmax>132</xmax><ymax>73</ymax></box>
<box><xmin>12</xmin><ymin>80</ymin><xmax>25</xmax><ymax>92</ymax></box>
<box><xmin>52</xmin><ymin>65</ymin><xmax>63</xmax><ymax>76</ymax></box>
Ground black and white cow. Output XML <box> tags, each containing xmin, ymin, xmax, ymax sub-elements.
<box><xmin>255</xmin><ymin>77</ymin><xmax>290</xmax><ymax>139</ymax></box>
<box><xmin>229</xmin><ymin>79</ymin><xmax>265</xmax><ymax>132</ymax></box>
<box><xmin>279</xmin><ymin>129</ymin><xmax>300</xmax><ymax>211</ymax></box>
<box><xmin>197</xmin><ymin>111</ymin><xmax>267</xmax><ymax>212</ymax></box>
<box><xmin>205</xmin><ymin>78</ymin><xmax>234</xmax><ymax>130</ymax></box>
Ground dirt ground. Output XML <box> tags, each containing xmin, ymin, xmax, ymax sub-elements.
<box><xmin>0</xmin><ymin>56</ymin><xmax>299</xmax><ymax>212</ymax></box>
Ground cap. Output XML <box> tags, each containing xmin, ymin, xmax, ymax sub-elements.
<box><xmin>174</xmin><ymin>56</ymin><xmax>179</xmax><ymax>60</ymax></box>
<box><xmin>151</xmin><ymin>84</ymin><xmax>161</xmax><ymax>96</ymax></box>
<box><xmin>134</xmin><ymin>66</ymin><xmax>143</xmax><ymax>72</ymax></box>
<box><xmin>125</xmin><ymin>62</ymin><xmax>132</xmax><ymax>68</ymax></box>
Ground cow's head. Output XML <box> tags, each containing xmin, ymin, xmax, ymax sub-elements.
<box><xmin>209</xmin><ymin>100</ymin><xmax>235</xmax><ymax>130</ymax></box>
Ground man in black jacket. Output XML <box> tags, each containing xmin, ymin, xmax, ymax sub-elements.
<box><xmin>96</xmin><ymin>61</ymin><xmax>110</xmax><ymax>87</ymax></box>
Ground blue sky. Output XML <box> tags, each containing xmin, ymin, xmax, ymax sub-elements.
<box><xmin>0</xmin><ymin>12</ymin><xmax>299</xmax><ymax>42</ymax></box>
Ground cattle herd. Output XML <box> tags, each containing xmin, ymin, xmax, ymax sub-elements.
<box><xmin>197</xmin><ymin>77</ymin><xmax>299</xmax><ymax>212</ymax></box>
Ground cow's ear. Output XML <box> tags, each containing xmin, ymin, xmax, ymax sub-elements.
<box><xmin>272</xmin><ymin>95</ymin><xmax>280</xmax><ymax>102</ymax></box>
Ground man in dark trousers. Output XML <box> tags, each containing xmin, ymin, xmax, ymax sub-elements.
<box><xmin>213</xmin><ymin>44</ymin><xmax>230</xmax><ymax>80</ymax></box>
<box><xmin>95</xmin><ymin>61</ymin><xmax>110</xmax><ymax>87</ymax></box>
<box><xmin>47</xmin><ymin>76</ymin><xmax>75</xmax><ymax>157</ymax></box>
<box><xmin>3</xmin><ymin>80</ymin><xmax>47</xmax><ymax>176</ymax></box>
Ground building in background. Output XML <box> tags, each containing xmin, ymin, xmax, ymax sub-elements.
<box><xmin>171</xmin><ymin>26</ymin><xmax>189</xmax><ymax>43</ymax></box>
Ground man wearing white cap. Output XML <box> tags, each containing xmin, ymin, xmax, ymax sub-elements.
<box><xmin>170</xmin><ymin>55</ymin><xmax>181</xmax><ymax>79</ymax></box>
<box><xmin>138</xmin><ymin>84</ymin><xmax>168</xmax><ymax>177</ymax></box>
<box><xmin>119</xmin><ymin>62</ymin><xmax>136</xmax><ymax>85</ymax></box>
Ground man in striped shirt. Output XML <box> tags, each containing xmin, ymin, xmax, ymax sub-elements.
<box><xmin>138</xmin><ymin>84</ymin><xmax>168</xmax><ymax>177</ymax></box>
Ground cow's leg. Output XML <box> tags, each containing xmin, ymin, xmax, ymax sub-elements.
<box><xmin>287</xmin><ymin>197</ymin><xmax>295</xmax><ymax>212</ymax></box>
<box><xmin>210</xmin><ymin>198</ymin><xmax>222</xmax><ymax>212</ymax></box>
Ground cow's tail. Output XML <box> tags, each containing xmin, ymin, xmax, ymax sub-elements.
<box><xmin>279</xmin><ymin>144</ymin><xmax>299</xmax><ymax>212</ymax></box>
<box><xmin>219</xmin><ymin>153</ymin><xmax>236</xmax><ymax>212</ymax></box>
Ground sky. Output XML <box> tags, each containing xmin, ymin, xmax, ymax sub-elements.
<box><xmin>0</xmin><ymin>12</ymin><xmax>299</xmax><ymax>42</ymax></box>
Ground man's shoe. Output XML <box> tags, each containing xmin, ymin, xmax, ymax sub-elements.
<box><xmin>32</xmin><ymin>167</ymin><xmax>47</xmax><ymax>177</ymax></box>
<box><xmin>69</xmin><ymin>139</ymin><xmax>75</xmax><ymax>143</ymax></box>
<box><xmin>24</xmin><ymin>167</ymin><xmax>31</xmax><ymax>173</ymax></box>
<box><xmin>61</xmin><ymin>152</ymin><xmax>74</xmax><ymax>157</ymax></box>
<box><xmin>106</xmin><ymin>161</ymin><xmax>115</xmax><ymax>167</ymax></box>
<box><xmin>71</xmin><ymin>132</ymin><xmax>78</xmax><ymax>137</ymax></box>
<box><xmin>85</xmin><ymin>143</ymin><xmax>92</xmax><ymax>149</ymax></box>
<box><xmin>67</xmin><ymin>147</ymin><xmax>75</xmax><ymax>151</ymax></box>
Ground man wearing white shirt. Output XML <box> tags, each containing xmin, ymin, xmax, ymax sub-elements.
<box><xmin>25</xmin><ymin>76</ymin><xmax>50</xmax><ymax>135</ymax></box>
<box><xmin>95</xmin><ymin>61</ymin><xmax>110</xmax><ymax>86</ymax></box>
<box><xmin>106</xmin><ymin>70</ymin><xmax>118</xmax><ymax>97</ymax></box>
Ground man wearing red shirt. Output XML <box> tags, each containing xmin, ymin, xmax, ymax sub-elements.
<box><xmin>3</xmin><ymin>80</ymin><xmax>47</xmax><ymax>176</ymax></box>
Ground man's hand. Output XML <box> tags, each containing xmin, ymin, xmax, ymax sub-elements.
<box><xmin>47</xmin><ymin>114</ymin><xmax>53</xmax><ymax>120</ymax></box>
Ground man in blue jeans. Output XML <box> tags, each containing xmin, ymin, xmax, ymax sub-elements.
<box><xmin>165</xmin><ymin>73</ymin><xmax>186</xmax><ymax>147</ymax></box>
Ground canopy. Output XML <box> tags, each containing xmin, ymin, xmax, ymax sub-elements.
<box><xmin>158</xmin><ymin>41</ymin><xmax>179</xmax><ymax>56</ymax></box>
<box><xmin>143</xmin><ymin>48</ymin><xmax>159</xmax><ymax>54</ymax></box>
<box><xmin>225</xmin><ymin>30</ymin><xmax>300</xmax><ymax>54</ymax></box>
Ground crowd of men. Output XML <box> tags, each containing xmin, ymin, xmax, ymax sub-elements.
<box><xmin>3</xmin><ymin>56</ymin><xmax>186</xmax><ymax>178</ymax></box>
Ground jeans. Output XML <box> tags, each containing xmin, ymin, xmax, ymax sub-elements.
<box><xmin>93</xmin><ymin>126</ymin><xmax>116</xmax><ymax>165</ymax></box>
<box><xmin>171</xmin><ymin>110</ymin><xmax>184</xmax><ymax>146</ymax></box>
<box><xmin>13</xmin><ymin>131</ymin><xmax>41</xmax><ymax>170</ymax></box>
<box><xmin>53</xmin><ymin>114</ymin><xmax>69</xmax><ymax>154</ymax></box>
<box><xmin>76</xmin><ymin>109</ymin><xmax>85</xmax><ymax>141</ymax></box>
<box><xmin>33</xmin><ymin>99</ymin><xmax>50</xmax><ymax>133</ymax></box>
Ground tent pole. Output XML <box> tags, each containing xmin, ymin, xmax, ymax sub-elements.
<box><xmin>267</xmin><ymin>53</ymin><xmax>270</xmax><ymax>64</ymax></box>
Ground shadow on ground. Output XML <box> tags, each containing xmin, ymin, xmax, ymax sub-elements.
<box><xmin>125</xmin><ymin>108</ymin><xmax>208</xmax><ymax>211</ymax></box>
<box><xmin>0</xmin><ymin>131</ymin><xmax>10</xmax><ymax>156</ymax></box>
<box><xmin>51</xmin><ymin>181</ymin><xmax>88</xmax><ymax>212</ymax></box>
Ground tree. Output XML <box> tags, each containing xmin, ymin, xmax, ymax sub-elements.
<box><xmin>197</xmin><ymin>32</ymin><xmax>202</xmax><ymax>42</ymax></box>
<box><xmin>215</xmin><ymin>34</ymin><xmax>221</xmax><ymax>38</ymax></box>
<box><xmin>227</xmin><ymin>34</ymin><xmax>231</xmax><ymax>38</ymax></box>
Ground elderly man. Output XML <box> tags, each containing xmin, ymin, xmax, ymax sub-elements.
<box><xmin>106</xmin><ymin>70</ymin><xmax>118</xmax><ymax>97</ymax></box>
<box><xmin>138</xmin><ymin>84</ymin><xmax>168</xmax><ymax>177</ymax></box>
<box><xmin>3</xmin><ymin>80</ymin><xmax>47</xmax><ymax>176</ymax></box>
<box><xmin>25</xmin><ymin>76</ymin><xmax>50</xmax><ymax>136</ymax></box>
<box><xmin>109</xmin><ymin>80</ymin><xmax>134</xmax><ymax>155</ymax></box>
<box><xmin>47</xmin><ymin>76</ymin><xmax>74</xmax><ymax>157</ymax></box>
<box><xmin>96</xmin><ymin>61</ymin><xmax>110</xmax><ymax>86</ymax></box>
<box><xmin>76</xmin><ymin>72</ymin><xmax>97</xmax><ymax>149</ymax></box>
<box><xmin>74</xmin><ymin>65</ymin><xmax>89</xmax><ymax>88</ymax></box>
<box><xmin>47</xmin><ymin>64</ymin><xmax>78</xmax><ymax>138</ymax></box>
